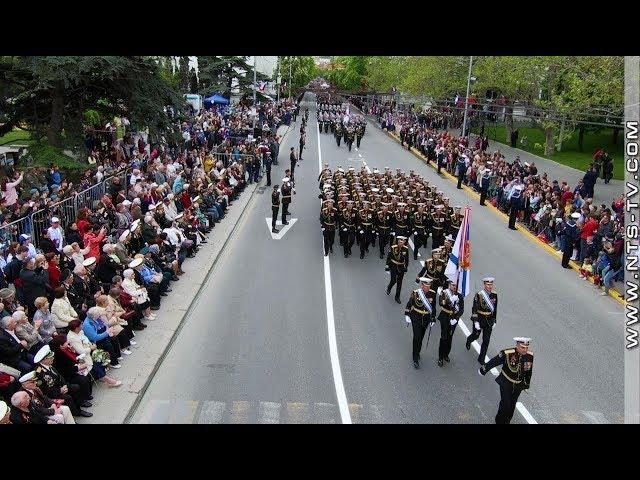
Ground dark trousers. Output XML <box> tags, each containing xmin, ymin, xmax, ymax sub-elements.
<box><xmin>508</xmin><ymin>206</ymin><xmax>519</xmax><ymax>229</ymax></box>
<box><xmin>480</xmin><ymin>187</ymin><xmax>488</xmax><ymax>205</ymax></box>
<box><xmin>299</xmin><ymin>145</ymin><xmax>304</xmax><ymax>159</ymax></box>
<box><xmin>412</xmin><ymin>321</ymin><xmax>429</xmax><ymax>362</ymax></box>
<box><xmin>457</xmin><ymin>174</ymin><xmax>465</xmax><ymax>189</ymax></box>
<box><xmin>282</xmin><ymin>201</ymin><xmax>290</xmax><ymax>224</ymax></box>
<box><xmin>336</xmin><ymin>135</ymin><xmax>341</xmax><ymax>147</ymax></box>
<box><xmin>323</xmin><ymin>229</ymin><xmax>335</xmax><ymax>255</ymax></box>
<box><xmin>356</xmin><ymin>136</ymin><xmax>361</xmax><ymax>148</ymax></box>
<box><xmin>438</xmin><ymin>317</ymin><xmax>458</xmax><ymax>360</ymax></box>
<box><xmin>272</xmin><ymin>207</ymin><xmax>279</xmax><ymax>230</ymax></box>
<box><xmin>387</xmin><ymin>269</ymin><xmax>405</xmax><ymax>300</ymax></box>
<box><xmin>266</xmin><ymin>166</ymin><xmax>271</xmax><ymax>186</ymax></box>
<box><xmin>290</xmin><ymin>162</ymin><xmax>296</xmax><ymax>182</ymax></box>
<box><xmin>432</xmin><ymin>232</ymin><xmax>444</xmax><ymax>250</ymax></box>
<box><xmin>496</xmin><ymin>382</ymin><xmax>524</xmax><ymax>424</ymax></box>
<box><xmin>467</xmin><ymin>321</ymin><xmax>493</xmax><ymax>362</ymax></box>
<box><xmin>358</xmin><ymin>230</ymin><xmax>372</xmax><ymax>257</ymax></box>
<box><xmin>561</xmin><ymin>238</ymin><xmax>575</xmax><ymax>267</ymax></box>
<box><xmin>67</xmin><ymin>373</ymin><xmax>92</xmax><ymax>401</ymax></box>
<box><xmin>343</xmin><ymin>230</ymin><xmax>355</xmax><ymax>256</ymax></box>
<box><xmin>97</xmin><ymin>337</ymin><xmax>121</xmax><ymax>366</ymax></box>
<box><xmin>413</xmin><ymin>233</ymin><xmax>427</xmax><ymax>259</ymax></box>
<box><xmin>379</xmin><ymin>232</ymin><xmax>389</xmax><ymax>258</ymax></box>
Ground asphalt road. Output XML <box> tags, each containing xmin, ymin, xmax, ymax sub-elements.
<box><xmin>131</xmin><ymin>94</ymin><xmax>623</xmax><ymax>424</ymax></box>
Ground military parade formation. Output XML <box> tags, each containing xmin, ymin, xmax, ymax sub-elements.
<box><xmin>316</xmin><ymin>100</ymin><xmax>367</xmax><ymax>151</ymax></box>
<box><xmin>314</xmin><ymin>104</ymin><xmax>533</xmax><ymax>424</ymax></box>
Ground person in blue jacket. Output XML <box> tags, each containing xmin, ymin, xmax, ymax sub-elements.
<box><xmin>81</xmin><ymin>307</ymin><xmax>122</xmax><ymax>368</ymax></box>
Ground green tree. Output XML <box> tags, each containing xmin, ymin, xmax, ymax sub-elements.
<box><xmin>0</xmin><ymin>56</ymin><xmax>184</xmax><ymax>150</ymax></box>
<box><xmin>197</xmin><ymin>56</ymin><xmax>268</xmax><ymax>98</ymax></box>
<box><xmin>277</xmin><ymin>56</ymin><xmax>317</xmax><ymax>94</ymax></box>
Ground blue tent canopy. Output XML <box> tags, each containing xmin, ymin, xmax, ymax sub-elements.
<box><xmin>204</xmin><ymin>94</ymin><xmax>230</xmax><ymax>108</ymax></box>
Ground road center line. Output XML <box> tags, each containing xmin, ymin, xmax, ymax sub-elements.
<box><xmin>317</xmin><ymin>115</ymin><xmax>352</xmax><ymax>425</ymax></box>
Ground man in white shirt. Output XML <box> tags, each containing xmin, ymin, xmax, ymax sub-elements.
<box><xmin>163</xmin><ymin>195</ymin><xmax>178</xmax><ymax>222</ymax></box>
<box><xmin>46</xmin><ymin>217</ymin><xmax>65</xmax><ymax>253</ymax></box>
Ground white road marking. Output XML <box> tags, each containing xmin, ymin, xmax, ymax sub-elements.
<box><xmin>197</xmin><ymin>401</ymin><xmax>226</xmax><ymax>424</ymax></box>
<box><xmin>265</xmin><ymin>218</ymin><xmax>298</xmax><ymax>239</ymax></box>
<box><xmin>258</xmin><ymin>401</ymin><xmax>281</xmax><ymax>424</ymax></box>
<box><xmin>318</xmin><ymin>119</ymin><xmax>352</xmax><ymax>425</ymax></box>
<box><xmin>581</xmin><ymin>410</ymin><xmax>611</xmax><ymax>424</ymax></box>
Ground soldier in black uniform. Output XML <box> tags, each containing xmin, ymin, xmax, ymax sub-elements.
<box><xmin>320</xmin><ymin>199</ymin><xmax>337</xmax><ymax>256</ymax></box>
<box><xmin>411</xmin><ymin>203</ymin><xmax>428</xmax><ymax>260</ymax></box>
<box><xmin>341</xmin><ymin>201</ymin><xmax>357</xmax><ymax>258</ymax></box>
<box><xmin>280</xmin><ymin>177</ymin><xmax>294</xmax><ymax>226</ymax></box>
<box><xmin>437</xmin><ymin>279</ymin><xmax>464</xmax><ymax>367</ymax></box>
<box><xmin>449</xmin><ymin>206</ymin><xmax>463</xmax><ymax>239</ymax></box>
<box><xmin>289</xmin><ymin>147</ymin><xmax>297</xmax><ymax>183</ymax></box>
<box><xmin>479</xmin><ymin>337</ymin><xmax>534</xmax><ymax>424</ymax></box>
<box><xmin>431</xmin><ymin>205</ymin><xmax>447</xmax><ymax>249</ymax></box>
<box><xmin>376</xmin><ymin>203</ymin><xmax>393</xmax><ymax>259</ymax></box>
<box><xmin>299</xmin><ymin>133</ymin><xmax>305</xmax><ymax>160</ymax></box>
<box><xmin>479</xmin><ymin>167</ymin><xmax>492</xmax><ymax>206</ymax></box>
<box><xmin>335</xmin><ymin>122</ymin><xmax>343</xmax><ymax>147</ymax></box>
<box><xmin>345</xmin><ymin>126</ymin><xmax>355</xmax><ymax>152</ymax></box>
<box><xmin>404</xmin><ymin>277</ymin><xmax>437</xmax><ymax>369</ymax></box>
<box><xmin>271</xmin><ymin>185</ymin><xmax>280</xmax><ymax>233</ymax></box>
<box><xmin>466</xmin><ymin>277</ymin><xmax>499</xmax><ymax>363</ymax></box>
<box><xmin>357</xmin><ymin>202</ymin><xmax>374</xmax><ymax>259</ymax></box>
<box><xmin>386</xmin><ymin>235</ymin><xmax>409</xmax><ymax>303</ymax></box>
<box><xmin>416</xmin><ymin>248</ymin><xmax>444</xmax><ymax>292</ymax></box>
<box><xmin>394</xmin><ymin>203</ymin><xmax>409</xmax><ymax>239</ymax></box>
<box><xmin>355</xmin><ymin>124</ymin><xmax>365</xmax><ymax>149</ymax></box>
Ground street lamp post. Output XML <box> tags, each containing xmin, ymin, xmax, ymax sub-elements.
<box><xmin>289</xmin><ymin>58</ymin><xmax>292</xmax><ymax>99</ymax></box>
<box><xmin>252</xmin><ymin>56</ymin><xmax>257</xmax><ymax>131</ymax></box>
<box><xmin>461</xmin><ymin>55</ymin><xmax>473</xmax><ymax>138</ymax></box>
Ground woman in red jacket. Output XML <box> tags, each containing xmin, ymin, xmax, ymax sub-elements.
<box><xmin>45</xmin><ymin>253</ymin><xmax>61</xmax><ymax>291</ymax></box>
<box><xmin>76</xmin><ymin>208</ymin><xmax>91</xmax><ymax>239</ymax></box>
<box><xmin>82</xmin><ymin>224</ymin><xmax>106</xmax><ymax>262</ymax></box>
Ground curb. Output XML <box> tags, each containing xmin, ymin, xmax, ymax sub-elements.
<box><xmin>351</xmin><ymin>105</ymin><xmax>625</xmax><ymax>306</ymax></box>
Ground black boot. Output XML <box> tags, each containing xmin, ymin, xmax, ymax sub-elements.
<box><xmin>465</xmin><ymin>339</ymin><xmax>471</xmax><ymax>350</ymax></box>
<box><xmin>437</xmin><ymin>359</ymin><xmax>444</xmax><ymax>367</ymax></box>
<box><xmin>413</xmin><ymin>361</ymin><xmax>420</xmax><ymax>369</ymax></box>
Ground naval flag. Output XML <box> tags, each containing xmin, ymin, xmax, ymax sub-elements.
<box><xmin>444</xmin><ymin>205</ymin><xmax>472</xmax><ymax>297</ymax></box>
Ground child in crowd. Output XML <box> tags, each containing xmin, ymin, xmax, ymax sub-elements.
<box><xmin>579</xmin><ymin>258</ymin><xmax>594</xmax><ymax>280</ymax></box>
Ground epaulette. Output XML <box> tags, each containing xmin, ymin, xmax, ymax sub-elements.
<box><xmin>503</xmin><ymin>349</ymin><xmax>515</xmax><ymax>354</ymax></box>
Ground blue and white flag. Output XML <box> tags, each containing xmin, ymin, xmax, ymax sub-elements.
<box><xmin>444</xmin><ymin>205</ymin><xmax>471</xmax><ymax>297</ymax></box>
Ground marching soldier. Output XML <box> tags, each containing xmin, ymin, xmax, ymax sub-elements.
<box><xmin>341</xmin><ymin>201</ymin><xmax>357</xmax><ymax>258</ymax></box>
<box><xmin>416</xmin><ymin>248</ymin><xmax>443</xmax><ymax>291</ymax></box>
<box><xmin>411</xmin><ymin>203</ymin><xmax>428</xmax><ymax>260</ymax></box>
<box><xmin>345</xmin><ymin>126</ymin><xmax>355</xmax><ymax>152</ymax></box>
<box><xmin>449</xmin><ymin>206</ymin><xmax>463</xmax><ymax>238</ymax></box>
<box><xmin>356</xmin><ymin>124</ymin><xmax>365</xmax><ymax>149</ymax></box>
<box><xmin>394</xmin><ymin>203</ymin><xmax>409</xmax><ymax>239</ymax></box>
<box><xmin>437</xmin><ymin>279</ymin><xmax>464</xmax><ymax>367</ymax></box>
<box><xmin>404</xmin><ymin>277</ymin><xmax>437</xmax><ymax>369</ymax></box>
<box><xmin>320</xmin><ymin>199</ymin><xmax>337</xmax><ymax>256</ymax></box>
<box><xmin>478</xmin><ymin>337</ymin><xmax>534</xmax><ymax>424</ymax></box>
<box><xmin>335</xmin><ymin>122</ymin><xmax>343</xmax><ymax>147</ymax></box>
<box><xmin>271</xmin><ymin>184</ymin><xmax>280</xmax><ymax>233</ymax></box>
<box><xmin>357</xmin><ymin>202</ymin><xmax>374</xmax><ymax>259</ymax></box>
<box><xmin>386</xmin><ymin>235</ymin><xmax>409</xmax><ymax>303</ymax></box>
<box><xmin>466</xmin><ymin>277</ymin><xmax>498</xmax><ymax>363</ymax></box>
<box><xmin>376</xmin><ymin>203</ymin><xmax>393</xmax><ymax>259</ymax></box>
<box><xmin>431</xmin><ymin>205</ymin><xmax>447</xmax><ymax>249</ymax></box>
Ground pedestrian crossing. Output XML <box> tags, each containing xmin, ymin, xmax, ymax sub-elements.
<box><xmin>132</xmin><ymin>399</ymin><xmax>622</xmax><ymax>424</ymax></box>
<box><xmin>133</xmin><ymin>399</ymin><xmax>384</xmax><ymax>424</ymax></box>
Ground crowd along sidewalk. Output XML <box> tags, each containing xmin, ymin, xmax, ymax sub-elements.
<box><xmin>83</xmin><ymin>124</ymin><xmax>292</xmax><ymax>424</ymax></box>
<box><xmin>352</xmin><ymin>104</ymin><xmax>625</xmax><ymax>306</ymax></box>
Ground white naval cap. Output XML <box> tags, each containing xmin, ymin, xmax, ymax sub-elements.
<box><xmin>82</xmin><ymin>257</ymin><xmax>96</xmax><ymax>267</ymax></box>
<box><xmin>386</xmin><ymin>188</ymin><xmax>394</xmax><ymax>193</ymax></box>
<box><xmin>571</xmin><ymin>212</ymin><xmax>581</xmax><ymax>219</ymax></box>
<box><xmin>513</xmin><ymin>337</ymin><xmax>531</xmax><ymax>345</ymax></box>
<box><xmin>482</xmin><ymin>277</ymin><xmax>495</xmax><ymax>283</ymax></box>
<box><xmin>119</xmin><ymin>229</ymin><xmax>131</xmax><ymax>242</ymax></box>
<box><xmin>51</xmin><ymin>217</ymin><xmax>60</xmax><ymax>223</ymax></box>
<box><xmin>174</xmin><ymin>213</ymin><xmax>184</xmax><ymax>220</ymax></box>
<box><xmin>445</xmin><ymin>235</ymin><xmax>454</xmax><ymax>242</ymax></box>
<box><xmin>396</xmin><ymin>236</ymin><xmax>407</xmax><ymax>241</ymax></box>
<box><xmin>34</xmin><ymin>344</ymin><xmax>54</xmax><ymax>364</ymax></box>
<box><xmin>130</xmin><ymin>219</ymin><xmax>141</xmax><ymax>230</ymax></box>
<box><xmin>418</xmin><ymin>277</ymin><xmax>432</xmax><ymax>285</ymax></box>
<box><xmin>282</xmin><ymin>177</ymin><xmax>290</xmax><ymax>182</ymax></box>
<box><xmin>19</xmin><ymin>371</ymin><xmax>36</xmax><ymax>383</ymax></box>
<box><xmin>129</xmin><ymin>258</ymin><xmax>144</xmax><ymax>269</ymax></box>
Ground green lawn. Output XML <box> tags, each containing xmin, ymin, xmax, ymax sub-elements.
<box><xmin>0</xmin><ymin>128</ymin><xmax>34</xmax><ymax>146</ymax></box>
<box><xmin>472</xmin><ymin>125</ymin><xmax>624</xmax><ymax>180</ymax></box>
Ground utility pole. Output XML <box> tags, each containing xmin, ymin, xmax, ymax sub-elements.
<box><xmin>462</xmin><ymin>55</ymin><xmax>473</xmax><ymax>138</ymax></box>
<box><xmin>252</xmin><ymin>55</ymin><xmax>257</xmax><ymax>131</ymax></box>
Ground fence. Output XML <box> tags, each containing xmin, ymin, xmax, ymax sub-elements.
<box><xmin>1</xmin><ymin>166</ymin><xmax>135</xmax><ymax>250</ymax></box>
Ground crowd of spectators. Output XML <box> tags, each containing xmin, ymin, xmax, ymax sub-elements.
<box><xmin>0</xmin><ymin>96</ymin><xmax>297</xmax><ymax>424</ymax></box>
<box><xmin>366</xmin><ymin>103</ymin><xmax>624</xmax><ymax>298</ymax></box>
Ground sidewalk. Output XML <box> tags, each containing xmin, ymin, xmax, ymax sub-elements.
<box><xmin>453</xmin><ymin>128</ymin><xmax>623</xmax><ymax>206</ymax></box>
<box><xmin>83</xmin><ymin>124</ymin><xmax>292</xmax><ymax>424</ymax></box>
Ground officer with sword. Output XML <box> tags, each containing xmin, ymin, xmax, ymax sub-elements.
<box><xmin>404</xmin><ymin>277</ymin><xmax>437</xmax><ymax>369</ymax></box>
